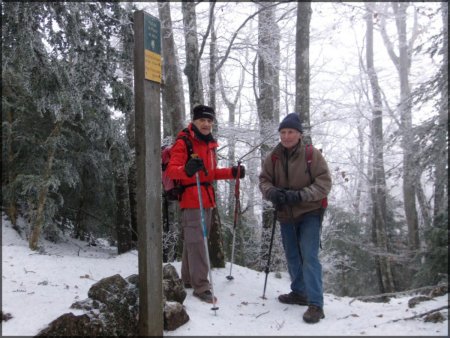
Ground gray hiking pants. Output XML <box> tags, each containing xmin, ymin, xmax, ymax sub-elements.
<box><xmin>181</xmin><ymin>208</ymin><xmax>213</xmax><ymax>294</ymax></box>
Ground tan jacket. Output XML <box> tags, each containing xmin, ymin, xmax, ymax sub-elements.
<box><xmin>259</xmin><ymin>140</ymin><xmax>332</xmax><ymax>223</ymax></box>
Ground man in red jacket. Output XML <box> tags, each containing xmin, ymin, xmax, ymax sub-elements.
<box><xmin>166</xmin><ymin>104</ymin><xmax>245</xmax><ymax>303</ymax></box>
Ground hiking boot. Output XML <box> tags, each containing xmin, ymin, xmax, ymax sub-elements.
<box><xmin>193</xmin><ymin>290</ymin><xmax>217</xmax><ymax>304</ymax></box>
<box><xmin>184</xmin><ymin>282</ymin><xmax>192</xmax><ymax>289</ymax></box>
<box><xmin>278</xmin><ymin>291</ymin><xmax>308</xmax><ymax>305</ymax></box>
<box><xmin>303</xmin><ymin>305</ymin><xmax>325</xmax><ymax>324</ymax></box>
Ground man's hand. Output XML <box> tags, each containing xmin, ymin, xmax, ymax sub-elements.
<box><xmin>284</xmin><ymin>190</ymin><xmax>302</xmax><ymax>205</ymax></box>
<box><xmin>185</xmin><ymin>157</ymin><xmax>205</xmax><ymax>177</ymax></box>
<box><xmin>267</xmin><ymin>188</ymin><xmax>286</xmax><ymax>206</ymax></box>
<box><xmin>232</xmin><ymin>165</ymin><xmax>246</xmax><ymax>179</ymax></box>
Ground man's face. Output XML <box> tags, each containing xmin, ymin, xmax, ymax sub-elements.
<box><xmin>279</xmin><ymin>128</ymin><xmax>302</xmax><ymax>149</ymax></box>
<box><xmin>193</xmin><ymin>117</ymin><xmax>214</xmax><ymax>135</ymax></box>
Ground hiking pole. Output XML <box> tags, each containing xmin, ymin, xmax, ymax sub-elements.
<box><xmin>194</xmin><ymin>167</ymin><xmax>219</xmax><ymax>314</ymax></box>
<box><xmin>227</xmin><ymin>161</ymin><xmax>241</xmax><ymax>281</ymax></box>
<box><xmin>261</xmin><ymin>207</ymin><xmax>277</xmax><ymax>300</ymax></box>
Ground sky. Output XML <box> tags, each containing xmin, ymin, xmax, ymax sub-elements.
<box><xmin>2</xmin><ymin>213</ymin><xmax>448</xmax><ymax>337</ymax></box>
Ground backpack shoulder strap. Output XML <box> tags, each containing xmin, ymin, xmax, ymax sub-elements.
<box><xmin>177</xmin><ymin>128</ymin><xmax>194</xmax><ymax>159</ymax></box>
<box><xmin>305</xmin><ymin>144</ymin><xmax>313</xmax><ymax>181</ymax></box>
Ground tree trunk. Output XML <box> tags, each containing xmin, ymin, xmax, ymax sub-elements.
<box><xmin>128</xmin><ymin>157</ymin><xmax>138</xmax><ymax>243</ymax></box>
<box><xmin>433</xmin><ymin>1</ymin><xmax>448</xmax><ymax>226</ymax></box>
<box><xmin>158</xmin><ymin>2</ymin><xmax>186</xmax><ymax>261</ymax></box>
<box><xmin>355</xmin><ymin>119</ymin><xmax>365</xmax><ymax>217</ymax></box>
<box><xmin>256</xmin><ymin>2</ymin><xmax>280</xmax><ymax>270</ymax></box>
<box><xmin>208</xmin><ymin>207</ymin><xmax>225</xmax><ymax>268</ymax></box>
<box><xmin>416</xmin><ymin>180</ymin><xmax>432</xmax><ymax>229</ymax></box>
<box><xmin>208</xmin><ymin>2</ymin><xmax>216</xmax><ymax>109</ymax></box>
<box><xmin>159</xmin><ymin>1</ymin><xmax>186</xmax><ymax>138</ymax></box>
<box><xmin>365</xmin><ymin>4</ymin><xmax>396</xmax><ymax>293</ymax></box>
<box><xmin>6</xmin><ymin>109</ymin><xmax>18</xmax><ymax>226</ymax></box>
<box><xmin>111</xmin><ymin>144</ymin><xmax>133</xmax><ymax>254</ymax></box>
<box><xmin>181</xmin><ymin>1</ymin><xmax>204</xmax><ymax>109</ymax></box>
<box><xmin>380</xmin><ymin>2</ymin><xmax>419</xmax><ymax>250</ymax></box>
<box><xmin>120</xmin><ymin>3</ymin><xmax>137</xmax><ymax>248</ymax></box>
<box><xmin>218</xmin><ymin>49</ymin><xmax>246</xmax><ymax>216</ymax></box>
<box><xmin>295</xmin><ymin>2</ymin><xmax>312</xmax><ymax>144</ymax></box>
<box><xmin>29</xmin><ymin>122</ymin><xmax>61</xmax><ymax>251</ymax></box>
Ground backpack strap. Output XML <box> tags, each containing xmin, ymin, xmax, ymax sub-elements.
<box><xmin>305</xmin><ymin>144</ymin><xmax>313</xmax><ymax>183</ymax></box>
<box><xmin>177</xmin><ymin>128</ymin><xmax>194</xmax><ymax>160</ymax></box>
<box><xmin>270</xmin><ymin>154</ymin><xmax>278</xmax><ymax>185</ymax></box>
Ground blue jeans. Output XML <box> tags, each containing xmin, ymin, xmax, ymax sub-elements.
<box><xmin>280</xmin><ymin>213</ymin><xmax>323</xmax><ymax>308</ymax></box>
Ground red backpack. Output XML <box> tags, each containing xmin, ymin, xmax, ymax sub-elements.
<box><xmin>305</xmin><ymin>144</ymin><xmax>328</xmax><ymax>210</ymax></box>
<box><xmin>161</xmin><ymin>129</ymin><xmax>193</xmax><ymax>201</ymax></box>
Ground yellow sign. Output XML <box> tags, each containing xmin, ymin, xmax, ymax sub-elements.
<box><xmin>145</xmin><ymin>49</ymin><xmax>161</xmax><ymax>83</ymax></box>
<box><xmin>144</xmin><ymin>13</ymin><xmax>161</xmax><ymax>83</ymax></box>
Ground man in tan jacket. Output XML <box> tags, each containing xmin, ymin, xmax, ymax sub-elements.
<box><xmin>259</xmin><ymin>113</ymin><xmax>332</xmax><ymax>324</ymax></box>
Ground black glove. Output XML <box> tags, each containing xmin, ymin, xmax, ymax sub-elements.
<box><xmin>284</xmin><ymin>190</ymin><xmax>302</xmax><ymax>206</ymax></box>
<box><xmin>267</xmin><ymin>188</ymin><xmax>286</xmax><ymax>206</ymax></box>
<box><xmin>185</xmin><ymin>157</ymin><xmax>205</xmax><ymax>177</ymax></box>
<box><xmin>232</xmin><ymin>165</ymin><xmax>246</xmax><ymax>179</ymax></box>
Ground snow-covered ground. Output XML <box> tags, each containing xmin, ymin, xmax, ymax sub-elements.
<box><xmin>2</xmin><ymin>214</ymin><xmax>448</xmax><ymax>336</ymax></box>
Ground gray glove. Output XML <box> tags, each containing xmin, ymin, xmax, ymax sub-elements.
<box><xmin>284</xmin><ymin>190</ymin><xmax>302</xmax><ymax>206</ymax></box>
<box><xmin>267</xmin><ymin>188</ymin><xmax>286</xmax><ymax>206</ymax></box>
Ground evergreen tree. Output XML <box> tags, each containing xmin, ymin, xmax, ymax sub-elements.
<box><xmin>2</xmin><ymin>3</ymin><xmax>131</xmax><ymax>249</ymax></box>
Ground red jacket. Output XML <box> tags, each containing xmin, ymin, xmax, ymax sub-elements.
<box><xmin>166</xmin><ymin>123</ymin><xmax>234</xmax><ymax>209</ymax></box>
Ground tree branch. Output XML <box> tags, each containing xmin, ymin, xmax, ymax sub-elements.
<box><xmin>215</xmin><ymin>2</ymin><xmax>280</xmax><ymax>73</ymax></box>
<box><xmin>387</xmin><ymin>305</ymin><xmax>449</xmax><ymax>323</ymax></box>
<box><xmin>349</xmin><ymin>285</ymin><xmax>446</xmax><ymax>305</ymax></box>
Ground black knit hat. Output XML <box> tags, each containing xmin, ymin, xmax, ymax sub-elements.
<box><xmin>278</xmin><ymin>113</ymin><xmax>303</xmax><ymax>132</ymax></box>
<box><xmin>193</xmin><ymin>105</ymin><xmax>215</xmax><ymax>120</ymax></box>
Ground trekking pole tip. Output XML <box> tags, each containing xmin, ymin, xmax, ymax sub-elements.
<box><xmin>226</xmin><ymin>275</ymin><xmax>234</xmax><ymax>281</ymax></box>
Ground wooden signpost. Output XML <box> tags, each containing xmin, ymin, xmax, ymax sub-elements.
<box><xmin>133</xmin><ymin>10</ymin><xmax>163</xmax><ymax>336</ymax></box>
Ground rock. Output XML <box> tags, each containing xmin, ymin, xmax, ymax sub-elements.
<box><xmin>87</xmin><ymin>274</ymin><xmax>128</xmax><ymax>305</ymax></box>
<box><xmin>164</xmin><ymin>301</ymin><xmax>189</xmax><ymax>331</ymax></box>
<box><xmin>429</xmin><ymin>284</ymin><xmax>448</xmax><ymax>298</ymax></box>
<box><xmin>163</xmin><ymin>264</ymin><xmax>187</xmax><ymax>304</ymax></box>
<box><xmin>408</xmin><ymin>295</ymin><xmax>432</xmax><ymax>308</ymax></box>
<box><xmin>163</xmin><ymin>263</ymin><xmax>179</xmax><ymax>280</ymax></box>
<box><xmin>424</xmin><ymin>312</ymin><xmax>445</xmax><ymax>323</ymax></box>
<box><xmin>36</xmin><ymin>313</ymin><xmax>105</xmax><ymax>336</ymax></box>
<box><xmin>36</xmin><ymin>264</ymin><xmax>189</xmax><ymax>336</ymax></box>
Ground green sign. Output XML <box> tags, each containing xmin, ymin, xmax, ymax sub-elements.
<box><xmin>143</xmin><ymin>13</ymin><xmax>161</xmax><ymax>83</ymax></box>
<box><xmin>144</xmin><ymin>13</ymin><xmax>161</xmax><ymax>55</ymax></box>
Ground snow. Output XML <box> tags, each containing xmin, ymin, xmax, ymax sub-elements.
<box><xmin>2</xmin><ymin>214</ymin><xmax>448</xmax><ymax>336</ymax></box>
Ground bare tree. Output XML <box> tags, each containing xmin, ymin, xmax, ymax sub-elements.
<box><xmin>296</xmin><ymin>2</ymin><xmax>312</xmax><ymax>144</ymax></box>
<box><xmin>255</xmin><ymin>2</ymin><xmax>282</xmax><ymax>270</ymax></box>
<box><xmin>365</xmin><ymin>3</ymin><xmax>396</xmax><ymax>293</ymax></box>
<box><xmin>180</xmin><ymin>2</ymin><xmax>226</xmax><ymax>267</ymax></box>
<box><xmin>379</xmin><ymin>2</ymin><xmax>420</xmax><ymax>250</ymax></box>
<box><xmin>182</xmin><ymin>1</ymin><xmax>204</xmax><ymax>109</ymax></box>
<box><xmin>159</xmin><ymin>1</ymin><xmax>186</xmax><ymax>138</ymax></box>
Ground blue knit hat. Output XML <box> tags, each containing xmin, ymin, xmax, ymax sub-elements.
<box><xmin>278</xmin><ymin>113</ymin><xmax>303</xmax><ymax>132</ymax></box>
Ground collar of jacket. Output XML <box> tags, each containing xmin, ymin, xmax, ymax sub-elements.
<box><xmin>188</xmin><ymin>122</ymin><xmax>216</xmax><ymax>143</ymax></box>
<box><xmin>273</xmin><ymin>139</ymin><xmax>303</xmax><ymax>160</ymax></box>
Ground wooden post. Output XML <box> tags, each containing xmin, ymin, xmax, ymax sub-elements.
<box><xmin>133</xmin><ymin>10</ymin><xmax>163</xmax><ymax>336</ymax></box>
